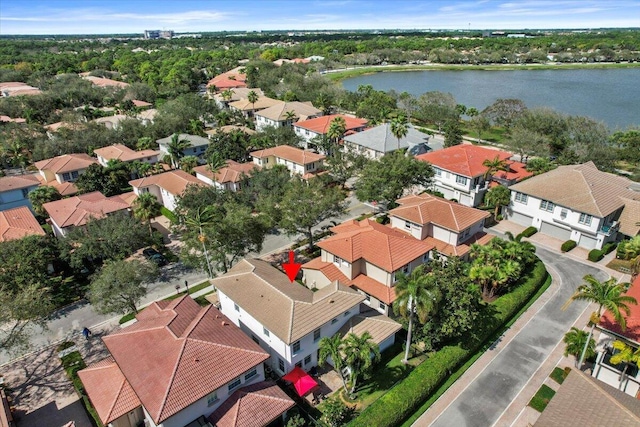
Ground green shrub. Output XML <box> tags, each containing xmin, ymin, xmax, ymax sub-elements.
<box><xmin>521</xmin><ymin>226</ymin><xmax>538</xmax><ymax>237</ymax></box>
<box><xmin>603</xmin><ymin>242</ymin><xmax>617</xmax><ymax>255</ymax></box>
<box><xmin>561</xmin><ymin>240</ymin><xmax>577</xmax><ymax>252</ymax></box>
<box><xmin>119</xmin><ymin>312</ymin><xmax>137</xmax><ymax>324</ymax></box>
<box><xmin>56</xmin><ymin>341</ymin><xmax>76</xmax><ymax>352</ymax></box>
<box><xmin>160</xmin><ymin>206</ymin><xmax>178</xmax><ymax>223</ymax></box>
<box><xmin>550</xmin><ymin>367</ymin><xmax>569</xmax><ymax>384</ymax></box>
<box><xmin>529</xmin><ymin>385</ymin><xmax>556</xmax><ymax>412</ymax></box>
<box><xmin>617</xmin><ymin>241</ymin><xmax>628</xmax><ymax>259</ymax></box>
<box><xmin>588</xmin><ymin>249</ymin><xmax>604</xmax><ymax>262</ymax></box>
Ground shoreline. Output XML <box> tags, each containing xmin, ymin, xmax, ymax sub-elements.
<box><xmin>324</xmin><ymin>61</ymin><xmax>640</xmax><ymax>81</ymax></box>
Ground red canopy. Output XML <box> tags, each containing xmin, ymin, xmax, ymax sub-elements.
<box><xmin>282</xmin><ymin>366</ymin><xmax>318</xmax><ymax>396</ymax></box>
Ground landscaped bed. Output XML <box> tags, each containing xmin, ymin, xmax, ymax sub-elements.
<box><xmin>59</xmin><ymin>345</ymin><xmax>103</xmax><ymax>427</ymax></box>
<box><xmin>529</xmin><ymin>384</ymin><xmax>556</xmax><ymax>412</ymax></box>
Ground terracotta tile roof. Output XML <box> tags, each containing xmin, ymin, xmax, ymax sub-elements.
<box><xmin>156</xmin><ymin>133</ymin><xmax>210</xmax><ymax>148</ymax></box>
<box><xmin>255</xmin><ymin>101</ymin><xmax>322</xmax><ymax>122</ymax></box>
<box><xmin>337</xmin><ymin>306</ymin><xmax>401</xmax><ymax>344</ymax></box>
<box><xmin>0</xmin><ymin>115</ymin><xmax>26</xmax><ymax>123</ymax></box>
<box><xmin>213</xmin><ymin>88</ymin><xmax>264</xmax><ymax>103</ymax></box>
<box><xmin>0</xmin><ymin>174</ymin><xmax>40</xmax><ymax>193</ymax></box>
<box><xmin>132</xmin><ymin>99</ymin><xmax>152</xmax><ymax>108</ymax></box>
<box><xmin>42</xmin><ymin>191</ymin><xmax>131</xmax><ymax>228</ymax></box>
<box><xmin>619</xmin><ymin>198</ymin><xmax>640</xmax><ymax>237</ymax></box>
<box><xmin>491</xmin><ymin>160</ymin><xmax>533</xmax><ymax>184</ymax></box>
<box><xmin>205</xmin><ymin>125</ymin><xmax>257</xmax><ymax>136</ymax></box>
<box><xmin>212</xmin><ymin>259</ymin><xmax>364</xmax><ymax>344</ymax></box>
<box><xmin>208</xmin><ymin>381</ymin><xmax>294</xmax><ymax>427</ymax></box>
<box><xmin>83</xmin><ymin>75</ymin><xmax>129</xmax><ymax>88</ymax></box>
<box><xmin>319</xmin><ymin>219</ymin><xmax>434</xmax><ymax>272</ymax></box>
<box><xmin>44</xmin><ymin>121</ymin><xmax>84</xmax><ymax>132</ymax></box>
<box><xmin>425</xmin><ymin>232</ymin><xmax>495</xmax><ymax>258</ymax></box>
<box><xmin>392</xmin><ymin>193</ymin><xmax>490</xmax><ymax>232</ymax></box>
<box><xmin>77</xmin><ymin>357</ymin><xmax>142</xmax><ymax>425</ymax></box>
<box><xmin>34</xmin><ymin>153</ymin><xmax>98</xmax><ymax>175</ymax></box>
<box><xmin>129</xmin><ymin>170</ymin><xmax>205</xmax><ymax>197</ymax></box>
<box><xmin>93</xmin><ymin>114</ymin><xmax>129</xmax><ymax>127</ymax></box>
<box><xmin>535</xmin><ymin>370</ymin><xmax>640</xmax><ymax>427</ymax></box>
<box><xmin>350</xmin><ymin>275</ymin><xmax>397</xmax><ymax>304</ymax></box>
<box><xmin>207</xmin><ymin>67</ymin><xmax>248</xmax><ymax>89</ymax></box>
<box><xmin>293</xmin><ymin>114</ymin><xmax>368</xmax><ymax>135</ymax></box>
<box><xmin>37</xmin><ymin>179</ymin><xmax>78</xmax><ymax>196</ymax></box>
<box><xmin>103</xmin><ymin>296</ymin><xmax>269</xmax><ymax>424</ymax></box>
<box><xmin>94</xmin><ymin>144</ymin><xmax>159</xmax><ymax>163</ymax></box>
<box><xmin>229</xmin><ymin>97</ymin><xmax>283</xmax><ymax>112</ymax></box>
<box><xmin>0</xmin><ymin>81</ymin><xmax>42</xmax><ymax>96</ymax></box>
<box><xmin>0</xmin><ymin>207</ymin><xmax>45</xmax><ymax>242</ymax></box>
<box><xmin>193</xmin><ymin>161</ymin><xmax>259</xmax><ymax>185</ymax></box>
<box><xmin>302</xmin><ymin>258</ymin><xmax>350</xmax><ymax>283</ymax></box>
<box><xmin>250</xmin><ymin>145</ymin><xmax>325</xmax><ymax>165</ymax></box>
<box><xmin>137</xmin><ymin>109</ymin><xmax>158</xmax><ymax>122</ymax></box>
<box><xmin>416</xmin><ymin>145</ymin><xmax>512</xmax><ymax>178</ymax></box>
<box><xmin>509</xmin><ymin>162</ymin><xmax>640</xmax><ymax>217</ymax></box>
<box><xmin>599</xmin><ymin>275</ymin><xmax>640</xmax><ymax>345</ymax></box>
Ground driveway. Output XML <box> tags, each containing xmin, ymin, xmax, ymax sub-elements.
<box><xmin>416</xmin><ymin>246</ymin><xmax>608</xmax><ymax>427</ymax></box>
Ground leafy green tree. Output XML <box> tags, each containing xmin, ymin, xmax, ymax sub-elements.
<box><xmin>390</xmin><ymin>114</ymin><xmax>409</xmax><ymax>150</ymax></box>
<box><xmin>180</xmin><ymin>155</ymin><xmax>199</xmax><ymax>174</ymax></box>
<box><xmin>321</xmin><ymin>398</ymin><xmax>354</xmax><ymax>427</ymax></box>
<box><xmin>611</xmin><ymin>129</ymin><xmax>640</xmax><ymax>163</ymax></box>
<box><xmin>484</xmin><ymin>185</ymin><xmax>511</xmax><ymax>219</ymax></box>
<box><xmin>167</xmin><ymin>133</ymin><xmax>190</xmax><ymax>169</ymax></box>
<box><xmin>468</xmin><ymin>113</ymin><xmax>490</xmax><ymax>142</ymax></box>
<box><xmin>355</xmin><ymin>151</ymin><xmax>433</xmax><ymax>208</ymax></box>
<box><xmin>482</xmin><ymin>98</ymin><xmax>528</xmax><ymax>129</ymax></box>
<box><xmin>443</xmin><ymin>120</ymin><xmax>463</xmax><ymax>147</ymax></box>
<box><xmin>75</xmin><ymin>161</ymin><xmax>131</xmax><ymax>196</ymax></box>
<box><xmin>279</xmin><ymin>178</ymin><xmax>346</xmax><ymax>251</ymax></box>
<box><xmin>393</xmin><ymin>264</ymin><xmax>440</xmax><ymax>363</ymax></box>
<box><xmin>318</xmin><ymin>334</ymin><xmax>348</xmax><ymax>392</ymax></box>
<box><xmin>88</xmin><ymin>259</ymin><xmax>158</xmax><ymax>315</ymax></box>
<box><xmin>415</xmin><ymin>91</ymin><xmax>458</xmax><ymax>132</ymax></box>
<box><xmin>249</xmin><ymin>126</ymin><xmax>302</xmax><ymax>150</ymax></box>
<box><xmin>564</xmin><ymin>275</ymin><xmax>636</xmax><ymax>368</ymax></box>
<box><xmin>28</xmin><ymin>185</ymin><xmax>61</xmax><ymax>216</ymax></box>
<box><xmin>237</xmin><ymin>164</ymin><xmax>291</xmax><ymax>225</ymax></box>
<box><xmin>133</xmin><ymin>192</ymin><xmax>162</xmax><ymax>237</ymax></box>
<box><xmin>343</xmin><ymin>332</ymin><xmax>381</xmax><ymax>394</ymax></box>
<box><xmin>205</xmin><ymin>130</ymin><xmax>249</xmax><ymax>162</ymax></box>
<box><xmin>563</xmin><ymin>327</ymin><xmax>596</xmax><ymax>360</ymax></box>
<box><xmin>525</xmin><ymin>157</ymin><xmax>557</xmax><ymax>174</ymax></box>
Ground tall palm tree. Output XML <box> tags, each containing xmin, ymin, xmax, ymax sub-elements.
<box><xmin>184</xmin><ymin>206</ymin><xmax>216</xmax><ymax>278</ymax></box>
<box><xmin>564</xmin><ymin>275</ymin><xmax>636</xmax><ymax>368</ymax></box>
<box><xmin>247</xmin><ymin>90</ymin><xmax>259</xmax><ymax>114</ymax></box>
<box><xmin>327</xmin><ymin>116</ymin><xmax>347</xmax><ymax>148</ymax></box>
<box><xmin>221</xmin><ymin>89</ymin><xmax>233</xmax><ymax>103</ymax></box>
<box><xmin>484</xmin><ymin>184</ymin><xmax>511</xmax><ymax>219</ymax></box>
<box><xmin>390</xmin><ymin>114</ymin><xmax>409</xmax><ymax>150</ymax></box>
<box><xmin>207</xmin><ymin>152</ymin><xmax>226</xmax><ymax>175</ymax></box>
<box><xmin>284</xmin><ymin>110</ymin><xmax>297</xmax><ymax>125</ymax></box>
<box><xmin>393</xmin><ymin>264</ymin><xmax>441</xmax><ymax>364</ymax></box>
<box><xmin>342</xmin><ymin>331</ymin><xmax>381</xmax><ymax>395</ymax></box>
<box><xmin>563</xmin><ymin>327</ymin><xmax>595</xmax><ymax>360</ymax></box>
<box><xmin>167</xmin><ymin>133</ymin><xmax>190</xmax><ymax>169</ymax></box>
<box><xmin>609</xmin><ymin>340</ymin><xmax>640</xmax><ymax>390</ymax></box>
<box><xmin>482</xmin><ymin>155</ymin><xmax>509</xmax><ymax>181</ymax></box>
<box><xmin>28</xmin><ymin>185</ymin><xmax>61</xmax><ymax>216</ymax></box>
<box><xmin>318</xmin><ymin>334</ymin><xmax>349</xmax><ymax>392</ymax></box>
<box><xmin>180</xmin><ymin>155</ymin><xmax>199</xmax><ymax>175</ymax></box>
<box><xmin>133</xmin><ymin>192</ymin><xmax>162</xmax><ymax>237</ymax></box>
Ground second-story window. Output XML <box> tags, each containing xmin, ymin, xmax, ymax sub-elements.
<box><xmin>434</xmin><ymin>167</ymin><xmax>442</xmax><ymax>177</ymax></box>
<box><xmin>456</xmin><ymin>175</ymin><xmax>468</xmax><ymax>186</ymax></box>
<box><xmin>405</xmin><ymin>221</ymin><xmax>411</xmax><ymax>230</ymax></box>
<box><xmin>579</xmin><ymin>213</ymin><xmax>592</xmax><ymax>226</ymax></box>
<box><xmin>514</xmin><ymin>192</ymin><xmax>528</xmax><ymax>204</ymax></box>
<box><xmin>313</xmin><ymin>328</ymin><xmax>321</xmax><ymax>342</ymax></box>
<box><xmin>540</xmin><ymin>200</ymin><xmax>555</xmax><ymax>212</ymax></box>
<box><xmin>263</xmin><ymin>327</ymin><xmax>270</xmax><ymax>337</ymax></box>
<box><xmin>292</xmin><ymin>340</ymin><xmax>301</xmax><ymax>354</ymax></box>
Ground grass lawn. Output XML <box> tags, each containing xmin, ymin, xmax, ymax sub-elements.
<box><xmin>606</xmin><ymin>258</ymin><xmax>633</xmax><ymax>274</ymax></box>
<box><xmin>529</xmin><ymin>384</ymin><xmax>556</xmax><ymax>412</ymax></box>
<box><xmin>550</xmin><ymin>367</ymin><xmax>570</xmax><ymax>385</ymax></box>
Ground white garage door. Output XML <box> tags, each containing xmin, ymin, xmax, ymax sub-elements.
<box><xmin>540</xmin><ymin>221</ymin><xmax>572</xmax><ymax>241</ymax></box>
<box><xmin>578</xmin><ymin>234</ymin><xmax>598</xmax><ymax>250</ymax></box>
<box><xmin>508</xmin><ymin>212</ymin><xmax>533</xmax><ymax>227</ymax></box>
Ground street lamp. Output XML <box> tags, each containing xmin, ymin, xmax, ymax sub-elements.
<box><xmin>175</xmin><ymin>284</ymin><xmax>180</xmax><ymax>295</ymax></box>
<box><xmin>185</xmin><ymin>280</ymin><xmax>189</xmax><ymax>294</ymax></box>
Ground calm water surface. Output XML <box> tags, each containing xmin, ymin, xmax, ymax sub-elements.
<box><xmin>341</xmin><ymin>68</ymin><xmax>640</xmax><ymax>130</ymax></box>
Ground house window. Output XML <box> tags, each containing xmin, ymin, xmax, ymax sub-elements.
<box><xmin>278</xmin><ymin>358</ymin><xmax>285</xmax><ymax>373</ymax></box>
<box><xmin>422</xmin><ymin>253</ymin><xmax>429</xmax><ymax>262</ymax></box>
<box><xmin>263</xmin><ymin>327</ymin><xmax>270</xmax><ymax>337</ymax></box>
<box><xmin>461</xmin><ymin>228</ymin><xmax>470</xmax><ymax>239</ymax></box>
<box><xmin>71</xmin><ymin>171</ymin><xmax>79</xmax><ymax>180</ymax></box>
<box><xmin>540</xmin><ymin>200</ymin><xmax>555</xmax><ymax>212</ymax></box>
<box><xmin>514</xmin><ymin>192</ymin><xmax>528</xmax><ymax>204</ymax></box>
<box><xmin>333</xmin><ymin>255</ymin><xmax>344</xmax><ymax>265</ymax></box>
<box><xmin>313</xmin><ymin>328</ymin><xmax>321</xmax><ymax>342</ymax></box>
<box><xmin>62</xmin><ymin>172</ymin><xmax>71</xmax><ymax>181</ymax></box>
<box><xmin>234</xmin><ymin>303</ymin><xmax>239</xmax><ymax>312</ymax></box>
<box><xmin>331</xmin><ymin>318</ymin><xmax>338</xmax><ymax>325</ymax></box>
<box><xmin>405</xmin><ymin>221</ymin><xmax>411</xmax><ymax>230</ymax></box>
<box><xmin>21</xmin><ymin>188</ymin><xmax>30</xmax><ymax>198</ymax></box>
<box><xmin>379</xmin><ymin>301</ymin><xmax>387</xmax><ymax>311</ymax></box>
<box><xmin>304</xmin><ymin>355</ymin><xmax>312</xmax><ymax>366</ymax></box>
<box><xmin>364</xmin><ymin>293</ymin><xmax>371</xmax><ymax>302</ymax></box>
<box><xmin>207</xmin><ymin>392</ymin><xmax>219</xmax><ymax>406</ymax></box>
<box><xmin>560</xmin><ymin>209</ymin><xmax>568</xmax><ymax>219</ymax></box>
<box><xmin>455</xmin><ymin>175</ymin><xmax>468</xmax><ymax>186</ymax></box>
<box><xmin>228</xmin><ymin>377</ymin><xmax>241</xmax><ymax>392</ymax></box>
<box><xmin>295</xmin><ymin>361</ymin><xmax>303</xmax><ymax>368</ymax></box>
<box><xmin>251</xmin><ymin>335</ymin><xmax>259</xmax><ymax>344</ymax></box>
<box><xmin>293</xmin><ymin>340</ymin><xmax>301</xmax><ymax>355</ymax></box>
<box><xmin>402</xmin><ymin>265</ymin><xmax>409</xmax><ymax>274</ymax></box>
<box><xmin>579</xmin><ymin>213</ymin><xmax>592</xmax><ymax>226</ymax></box>
<box><xmin>244</xmin><ymin>368</ymin><xmax>257</xmax><ymax>381</ymax></box>
<box><xmin>434</xmin><ymin>168</ymin><xmax>442</xmax><ymax>177</ymax></box>
<box><xmin>343</xmin><ymin>311</ymin><xmax>350</xmax><ymax>317</ymax></box>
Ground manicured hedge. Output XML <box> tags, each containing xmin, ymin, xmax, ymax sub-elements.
<box><xmin>588</xmin><ymin>249</ymin><xmax>604</xmax><ymax>262</ymax></box>
<box><xmin>602</xmin><ymin>242</ymin><xmax>617</xmax><ymax>255</ymax></box>
<box><xmin>561</xmin><ymin>240</ymin><xmax>577</xmax><ymax>252</ymax></box>
<box><xmin>61</xmin><ymin>351</ymin><xmax>103</xmax><ymax>427</ymax></box>
<box><xmin>521</xmin><ymin>226</ymin><xmax>538</xmax><ymax>237</ymax></box>
<box><xmin>348</xmin><ymin>261</ymin><xmax>548</xmax><ymax>427</ymax></box>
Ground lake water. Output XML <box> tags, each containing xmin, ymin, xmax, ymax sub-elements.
<box><xmin>341</xmin><ymin>68</ymin><xmax>640</xmax><ymax>130</ymax></box>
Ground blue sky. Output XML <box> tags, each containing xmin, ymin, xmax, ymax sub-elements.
<box><xmin>1</xmin><ymin>0</ymin><xmax>639</xmax><ymax>35</ymax></box>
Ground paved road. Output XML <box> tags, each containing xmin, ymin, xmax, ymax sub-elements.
<box><xmin>424</xmin><ymin>246</ymin><xmax>608</xmax><ymax>427</ymax></box>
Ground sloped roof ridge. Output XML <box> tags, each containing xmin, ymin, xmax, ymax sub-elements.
<box><xmin>156</xmin><ymin>339</ymin><xmax>188</xmax><ymax>422</ymax></box>
<box><xmin>178</xmin><ymin>303</ymin><xmax>210</xmax><ymax>339</ymax></box>
<box><xmin>246</xmin><ymin>259</ymin><xmax>313</xmax><ymax>302</ymax></box>
<box><xmin>105</xmin><ymin>377</ymin><xmax>128</xmax><ymax>422</ymax></box>
<box><xmin>581</xmin><ymin>371</ymin><xmax>640</xmax><ymax>422</ymax></box>
<box><xmin>574</xmin><ymin>163</ymin><xmax>602</xmax><ymax>216</ymax></box>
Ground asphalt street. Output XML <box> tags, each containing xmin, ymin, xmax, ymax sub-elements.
<box><xmin>425</xmin><ymin>246</ymin><xmax>608</xmax><ymax>427</ymax></box>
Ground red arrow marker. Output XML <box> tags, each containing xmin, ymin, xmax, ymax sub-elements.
<box><xmin>282</xmin><ymin>251</ymin><xmax>302</xmax><ymax>282</ymax></box>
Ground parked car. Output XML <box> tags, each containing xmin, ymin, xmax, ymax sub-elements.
<box><xmin>142</xmin><ymin>247</ymin><xmax>168</xmax><ymax>266</ymax></box>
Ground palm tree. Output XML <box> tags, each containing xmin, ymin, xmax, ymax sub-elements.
<box><xmin>393</xmin><ymin>264</ymin><xmax>440</xmax><ymax>364</ymax></box>
<box><xmin>563</xmin><ymin>327</ymin><xmax>595</xmax><ymax>360</ymax></box>
<box><xmin>609</xmin><ymin>340</ymin><xmax>640</xmax><ymax>390</ymax></box>
<box><xmin>167</xmin><ymin>133</ymin><xmax>190</xmax><ymax>169</ymax></box>
<box><xmin>180</xmin><ymin>155</ymin><xmax>199</xmax><ymax>175</ymax></box>
<box><xmin>342</xmin><ymin>332</ymin><xmax>381</xmax><ymax>395</ymax></box>
<box><xmin>284</xmin><ymin>110</ymin><xmax>297</xmax><ymax>125</ymax></box>
<box><xmin>482</xmin><ymin>155</ymin><xmax>509</xmax><ymax>181</ymax></box>
<box><xmin>184</xmin><ymin>206</ymin><xmax>216</xmax><ymax>278</ymax></box>
<box><xmin>28</xmin><ymin>185</ymin><xmax>61</xmax><ymax>216</ymax></box>
<box><xmin>327</xmin><ymin>116</ymin><xmax>347</xmax><ymax>148</ymax></box>
<box><xmin>207</xmin><ymin>152</ymin><xmax>226</xmax><ymax>175</ymax></box>
<box><xmin>484</xmin><ymin>184</ymin><xmax>511</xmax><ymax>219</ymax></box>
<box><xmin>564</xmin><ymin>275</ymin><xmax>636</xmax><ymax>369</ymax></box>
<box><xmin>221</xmin><ymin>89</ymin><xmax>233</xmax><ymax>103</ymax></box>
<box><xmin>318</xmin><ymin>334</ymin><xmax>349</xmax><ymax>393</ymax></box>
<box><xmin>247</xmin><ymin>90</ymin><xmax>259</xmax><ymax>114</ymax></box>
<box><xmin>390</xmin><ymin>114</ymin><xmax>409</xmax><ymax>151</ymax></box>
<box><xmin>133</xmin><ymin>192</ymin><xmax>161</xmax><ymax>237</ymax></box>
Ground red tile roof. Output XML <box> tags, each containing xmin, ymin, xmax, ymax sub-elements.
<box><xmin>351</xmin><ymin>274</ymin><xmax>396</xmax><ymax>305</ymax></box>
<box><xmin>102</xmin><ymin>296</ymin><xmax>270</xmax><ymax>424</ymax></box>
<box><xmin>93</xmin><ymin>144</ymin><xmax>159</xmax><ymax>163</ymax></box>
<box><xmin>0</xmin><ymin>206</ymin><xmax>45</xmax><ymax>242</ymax></box>
<box><xmin>250</xmin><ymin>145</ymin><xmax>325</xmax><ymax>165</ymax></box>
<box><xmin>193</xmin><ymin>161</ymin><xmax>259</xmax><ymax>185</ymax></box>
<box><xmin>34</xmin><ymin>153</ymin><xmax>98</xmax><ymax>175</ymax></box>
<box><xmin>208</xmin><ymin>381</ymin><xmax>294</xmax><ymax>427</ymax></box>
<box><xmin>319</xmin><ymin>219</ymin><xmax>434</xmax><ymax>272</ymax></box>
<box><xmin>83</xmin><ymin>76</ymin><xmax>129</xmax><ymax>88</ymax></box>
<box><xmin>599</xmin><ymin>275</ymin><xmax>640</xmax><ymax>345</ymax></box>
<box><xmin>42</xmin><ymin>191</ymin><xmax>131</xmax><ymax>228</ymax></box>
<box><xmin>0</xmin><ymin>174</ymin><xmax>40</xmax><ymax>193</ymax></box>
<box><xmin>77</xmin><ymin>357</ymin><xmax>142</xmax><ymax>425</ymax></box>
<box><xmin>424</xmin><ymin>232</ymin><xmax>495</xmax><ymax>257</ymax></box>
<box><xmin>293</xmin><ymin>114</ymin><xmax>368</xmax><ymax>135</ymax></box>
<box><xmin>416</xmin><ymin>145</ymin><xmax>512</xmax><ymax>178</ymax></box>
<box><xmin>129</xmin><ymin>169</ymin><xmax>205</xmax><ymax>196</ymax></box>
<box><xmin>37</xmin><ymin>179</ymin><xmax>78</xmax><ymax>196</ymax></box>
<box><xmin>302</xmin><ymin>257</ymin><xmax>350</xmax><ymax>283</ymax></box>
<box><xmin>490</xmin><ymin>160</ymin><xmax>533</xmax><ymax>186</ymax></box>
<box><xmin>207</xmin><ymin>67</ymin><xmax>247</xmax><ymax>89</ymax></box>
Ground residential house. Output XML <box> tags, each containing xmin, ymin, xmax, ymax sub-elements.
<box><xmin>389</xmin><ymin>193</ymin><xmax>494</xmax><ymax>259</ymax></box>
<box><xmin>213</xmin><ymin>88</ymin><xmax>264</xmax><ymax>110</ymax></box>
<box><xmin>137</xmin><ymin>108</ymin><xmax>158</xmax><ymax>126</ymax></box>
<box><xmin>0</xmin><ymin>174</ymin><xmax>40</xmax><ymax>211</ymax></box>
<box><xmin>206</xmin><ymin>67</ymin><xmax>248</xmax><ymax>92</ymax></box>
<box><xmin>0</xmin><ymin>81</ymin><xmax>41</xmax><ymax>97</ymax></box>
<box><xmin>342</xmin><ymin>123</ymin><xmax>430</xmax><ymax>159</ymax></box>
<box><xmin>293</xmin><ymin>114</ymin><xmax>368</xmax><ymax>150</ymax></box>
<box><xmin>228</xmin><ymin>96</ymin><xmax>283</xmax><ymax>119</ymax></box>
<box><xmin>250</xmin><ymin>145</ymin><xmax>325</xmax><ymax>179</ymax></box>
<box><xmin>592</xmin><ymin>275</ymin><xmax>640</xmax><ymax>397</ymax></box>
<box><xmin>42</xmin><ymin>191</ymin><xmax>133</xmax><ymax>237</ymax></box>
<box><xmin>0</xmin><ymin>115</ymin><xmax>26</xmax><ymax>124</ymax></box>
<box><xmin>416</xmin><ymin>145</ymin><xmax>513</xmax><ymax>207</ymax></box>
<box><xmin>302</xmin><ymin>219</ymin><xmax>434</xmax><ymax>315</ymax></box>
<box><xmin>82</xmin><ymin>75</ymin><xmax>129</xmax><ymax>89</ymax></box>
<box><xmin>131</xmin><ymin>99</ymin><xmax>152</xmax><ymax>109</ymax></box>
<box><xmin>194</xmin><ymin>161</ymin><xmax>258</xmax><ymax>192</ymax></box>
<box><xmin>505</xmin><ymin>162</ymin><xmax>640</xmax><ymax>249</ymax></box>
<box><xmin>254</xmin><ymin>101</ymin><xmax>323</xmax><ymax>131</ymax></box>
<box><xmin>94</xmin><ymin>144</ymin><xmax>160</xmax><ymax>167</ymax></box>
<box><xmin>0</xmin><ymin>206</ymin><xmax>45</xmax><ymax>242</ymax></box>
<box><xmin>78</xmin><ymin>296</ymin><xmax>293</xmax><ymax>427</ymax></box>
<box><xmin>205</xmin><ymin>125</ymin><xmax>257</xmax><ymax>139</ymax></box>
<box><xmin>93</xmin><ymin>114</ymin><xmax>129</xmax><ymax>130</ymax></box>
<box><xmin>213</xmin><ymin>259</ymin><xmax>400</xmax><ymax>376</ymax></box>
<box><xmin>156</xmin><ymin>134</ymin><xmax>211</xmax><ymax>160</ymax></box>
<box><xmin>130</xmin><ymin>170</ymin><xmax>205</xmax><ymax>211</ymax></box>
<box><xmin>34</xmin><ymin>153</ymin><xmax>98</xmax><ymax>196</ymax></box>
